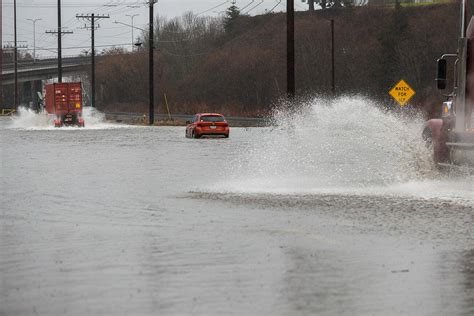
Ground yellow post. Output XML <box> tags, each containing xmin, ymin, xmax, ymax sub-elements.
<box><xmin>164</xmin><ymin>93</ymin><xmax>172</xmax><ymax>120</ymax></box>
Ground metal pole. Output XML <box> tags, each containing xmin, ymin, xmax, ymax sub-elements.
<box><xmin>331</xmin><ymin>19</ymin><xmax>335</xmax><ymax>96</ymax></box>
<box><xmin>0</xmin><ymin>0</ymin><xmax>3</xmax><ymax>108</ymax></box>
<box><xmin>461</xmin><ymin>0</ymin><xmax>468</xmax><ymax>37</ymax></box>
<box><xmin>287</xmin><ymin>0</ymin><xmax>295</xmax><ymax>99</ymax></box>
<box><xmin>76</xmin><ymin>14</ymin><xmax>108</xmax><ymax>108</ymax></box>
<box><xmin>91</xmin><ymin>14</ymin><xmax>95</xmax><ymax>108</ymax></box>
<box><xmin>14</xmin><ymin>0</ymin><xmax>18</xmax><ymax>108</ymax></box>
<box><xmin>58</xmin><ymin>0</ymin><xmax>62</xmax><ymax>82</ymax></box>
<box><xmin>149</xmin><ymin>1</ymin><xmax>155</xmax><ymax>125</ymax></box>
<box><xmin>126</xmin><ymin>14</ymin><xmax>139</xmax><ymax>50</ymax></box>
<box><xmin>27</xmin><ymin>18</ymin><xmax>42</xmax><ymax>62</ymax></box>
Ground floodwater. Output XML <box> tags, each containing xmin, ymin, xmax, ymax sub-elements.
<box><xmin>1</xmin><ymin>98</ymin><xmax>473</xmax><ymax>315</ymax></box>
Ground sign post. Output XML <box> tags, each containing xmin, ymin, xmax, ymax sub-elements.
<box><xmin>389</xmin><ymin>79</ymin><xmax>415</xmax><ymax>107</ymax></box>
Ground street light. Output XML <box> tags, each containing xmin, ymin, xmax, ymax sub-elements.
<box><xmin>126</xmin><ymin>14</ymin><xmax>139</xmax><ymax>51</ymax></box>
<box><xmin>27</xmin><ymin>18</ymin><xmax>42</xmax><ymax>62</ymax></box>
<box><xmin>113</xmin><ymin>20</ymin><xmax>144</xmax><ymax>47</ymax></box>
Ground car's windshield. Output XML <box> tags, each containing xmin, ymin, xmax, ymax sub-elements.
<box><xmin>200</xmin><ymin>115</ymin><xmax>224</xmax><ymax>122</ymax></box>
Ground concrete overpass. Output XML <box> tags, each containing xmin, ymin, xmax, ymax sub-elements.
<box><xmin>1</xmin><ymin>56</ymin><xmax>93</xmax><ymax>107</ymax></box>
<box><xmin>2</xmin><ymin>56</ymin><xmax>92</xmax><ymax>85</ymax></box>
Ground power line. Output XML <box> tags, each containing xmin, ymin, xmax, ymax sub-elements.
<box><xmin>269</xmin><ymin>0</ymin><xmax>282</xmax><ymax>13</ymax></box>
<box><xmin>3</xmin><ymin>1</ymin><xmax>142</xmax><ymax>7</ymax></box>
<box><xmin>240</xmin><ymin>0</ymin><xmax>256</xmax><ymax>11</ymax></box>
<box><xmin>34</xmin><ymin>43</ymin><xmax>131</xmax><ymax>51</ymax></box>
<box><xmin>197</xmin><ymin>0</ymin><xmax>230</xmax><ymax>16</ymax></box>
<box><xmin>244</xmin><ymin>0</ymin><xmax>264</xmax><ymax>14</ymax></box>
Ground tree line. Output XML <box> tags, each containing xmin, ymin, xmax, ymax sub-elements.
<box><xmin>95</xmin><ymin>2</ymin><xmax>462</xmax><ymax>117</ymax></box>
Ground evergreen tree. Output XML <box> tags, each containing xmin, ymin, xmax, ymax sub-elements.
<box><xmin>223</xmin><ymin>2</ymin><xmax>240</xmax><ymax>36</ymax></box>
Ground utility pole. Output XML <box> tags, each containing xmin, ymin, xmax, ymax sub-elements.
<box><xmin>58</xmin><ymin>0</ymin><xmax>62</xmax><ymax>82</ymax></box>
<box><xmin>76</xmin><ymin>13</ymin><xmax>110</xmax><ymax>108</ymax></box>
<box><xmin>287</xmin><ymin>0</ymin><xmax>295</xmax><ymax>99</ymax></box>
<box><xmin>46</xmin><ymin>0</ymin><xmax>73</xmax><ymax>83</ymax></box>
<box><xmin>45</xmin><ymin>28</ymin><xmax>74</xmax><ymax>80</ymax></box>
<box><xmin>149</xmin><ymin>0</ymin><xmax>158</xmax><ymax>125</ymax></box>
<box><xmin>308</xmin><ymin>0</ymin><xmax>315</xmax><ymax>11</ymax></box>
<box><xmin>331</xmin><ymin>19</ymin><xmax>335</xmax><ymax>96</ymax></box>
<box><xmin>126</xmin><ymin>14</ymin><xmax>139</xmax><ymax>51</ymax></box>
<box><xmin>0</xmin><ymin>0</ymin><xmax>3</xmax><ymax>108</ymax></box>
<box><xmin>9</xmin><ymin>3</ymin><xmax>28</xmax><ymax>109</ymax></box>
<box><xmin>27</xmin><ymin>18</ymin><xmax>42</xmax><ymax>62</ymax></box>
<box><xmin>14</xmin><ymin>0</ymin><xmax>18</xmax><ymax>108</ymax></box>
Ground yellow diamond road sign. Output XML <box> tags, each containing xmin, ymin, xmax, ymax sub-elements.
<box><xmin>389</xmin><ymin>79</ymin><xmax>415</xmax><ymax>107</ymax></box>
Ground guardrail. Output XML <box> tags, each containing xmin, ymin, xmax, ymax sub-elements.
<box><xmin>0</xmin><ymin>109</ymin><xmax>16</xmax><ymax>116</ymax></box>
<box><xmin>104</xmin><ymin>112</ymin><xmax>269</xmax><ymax>127</ymax></box>
<box><xmin>2</xmin><ymin>56</ymin><xmax>95</xmax><ymax>70</ymax></box>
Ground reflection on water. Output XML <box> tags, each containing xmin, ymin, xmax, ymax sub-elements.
<box><xmin>1</xmin><ymin>96</ymin><xmax>473</xmax><ymax>315</ymax></box>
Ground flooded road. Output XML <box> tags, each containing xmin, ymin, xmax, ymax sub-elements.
<box><xmin>1</xmin><ymin>100</ymin><xmax>473</xmax><ymax>315</ymax></box>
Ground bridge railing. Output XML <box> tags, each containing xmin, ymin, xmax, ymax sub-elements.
<box><xmin>2</xmin><ymin>55</ymin><xmax>96</xmax><ymax>70</ymax></box>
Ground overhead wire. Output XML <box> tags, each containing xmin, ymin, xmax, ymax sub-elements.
<box><xmin>269</xmin><ymin>0</ymin><xmax>282</xmax><ymax>13</ymax></box>
<box><xmin>3</xmin><ymin>0</ymin><xmax>143</xmax><ymax>57</ymax></box>
<box><xmin>35</xmin><ymin>1</ymin><xmax>118</xmax><ymax>50</ymax></box>
<box><xmin>34</xmin><ymin>43</ymin><xmax>132</xmax><ymax>51</ymax></box>
<box><xmin>196</xmin><ymin>0</ymin><xmax>230</xmax><ymax>16</ymax></box>
<box><xmin>7</xmin><ymin>0</ymin><xmax>300</xmax><ymax>58</ymax></box>
<box><xmin>243</xmin><ymin>0</ymin><xmax>264</xmax><ymax>14</ymax></box>
<box><xmin>2</xmin><ymin>1</ymin><xmax>142</xmax><ymax>7</ymax></box>
<box><xmin>239</xmin><ymin>0</ymin><xmax>255</xmax><ymax>11</ymax></box>
<box><xmin>52</xmin><ymin>1</ymin><xmax>138</xmax><ymax>56</ymax></box>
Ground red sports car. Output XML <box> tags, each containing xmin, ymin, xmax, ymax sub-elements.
<box><xmin>185</xmin><ymin>113</ymin><xmax>230</xmax><ymax>138</ymax></box>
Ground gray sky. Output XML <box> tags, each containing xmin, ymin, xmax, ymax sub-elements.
<box><xmin>2</xmin><ymin>0</ymin><xmax>308</xmax><ymax>58</ymax></box>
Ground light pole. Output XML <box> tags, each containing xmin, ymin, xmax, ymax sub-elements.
<box><xmin>27</xmin><ymin>18</ymin><xmax>42</xmax><ymax>62</ymax></box>
<box><xmin>126</xmin><ymin>14</ymin><xmax>139</xmax><ymax>51</ymax></box>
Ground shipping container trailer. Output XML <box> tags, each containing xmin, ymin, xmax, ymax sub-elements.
<box><xmin>44</xmin><ymin>82</ymin><xmax>85</xmax><ymax>127</ymax></box>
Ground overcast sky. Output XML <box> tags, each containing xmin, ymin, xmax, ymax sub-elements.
<box><xmin>2</xmin><ymin>0</ymin><xmax>308</xmax><ymax>58</ymax></box>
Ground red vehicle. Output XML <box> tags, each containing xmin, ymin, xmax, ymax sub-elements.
<box><xmin>186</xmin><ymin>113</ymin><xmax>230</xmax><ymax>138</ymax></box>
<box><xmin>45</xmin><ymin>82</ymin><xmax>85</xmax><ymax>127</ymax></box>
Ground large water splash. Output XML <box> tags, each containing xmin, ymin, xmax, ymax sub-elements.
<box><xmin>8</xmin><ymin>107</ymin><xmax>123</xmax><ymax>130</ymax></box>
<box><xmin>217</xmin><ymin>96</ymin><xmax>466</xmax><ymax>198</ymax></box>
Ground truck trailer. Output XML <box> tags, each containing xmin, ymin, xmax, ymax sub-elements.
<box><xmin>44</xmin><ymin>82</ymin><xmax>85</xmax><ymax>128</ymax></box>
<box><xmin>425</xmin><ymin>0</ymin><xmax>474</xmax><ymax>167</ymax></box>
